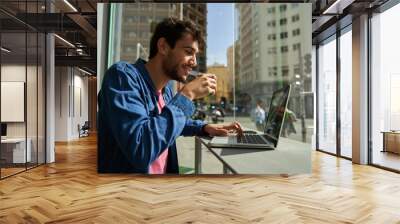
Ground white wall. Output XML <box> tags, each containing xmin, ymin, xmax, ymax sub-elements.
<box><xmin>55</xmin><ymin>66</ymin><xmax>69</xmax><ymax>141</ymax></box>
<box><xmin>55</xmin><ymin>67</ymin><xmax>89</xmax><ymax>141</ymax></box>
<box><xmin>1</xmin><ymin>65</ymin><xmax>26</xmax><ymax>140</ymax></box>
<box><xmin>1</xmin><ymin>65</ymin><xmax>39</xmax><ymax>137</ymax></box>
<box><xmin>72</xmin><ymin>72</ymin><xmax>89</xmax><ymax>138</ymax></box>
<box><xmin>1</xmin><ymin>63</ymin><xmax>46</xmax><ymax>164</ymax></box>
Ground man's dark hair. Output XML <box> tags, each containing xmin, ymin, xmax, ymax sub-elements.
<box><xmin>149</xmin><ymin>17</ymin><xmax>203</xmax><ymax>59</ymax></box>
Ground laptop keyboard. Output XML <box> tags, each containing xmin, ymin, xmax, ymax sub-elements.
<box><xmin>237</xmin><ymin>134</ymin><xmax>267</xmax><ymax>144</ymax></box>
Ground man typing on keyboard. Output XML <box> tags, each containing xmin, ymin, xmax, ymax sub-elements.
<box><xmin>98</xmin><ymin>18</ymin><xmax>243</xmax><ymax>174</ymax></box>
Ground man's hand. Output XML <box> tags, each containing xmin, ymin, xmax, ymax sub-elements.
<box><xmin>180</xmin><ymin>73</ymin><xmax>217</xmax><ymax>100</ymax></box>
<box><xmin>203</xmin><ymin>121</ymin><xmax>243</xmax><ymax>137</ymax></box>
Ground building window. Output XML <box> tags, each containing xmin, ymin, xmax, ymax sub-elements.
<box><xmin>318</xmin><ymin>37</ymin><xmax>337</xmax><ymax>155</ymax></box>
<box><xmin>281</xmin><ymin>46</ymin><xmax>288</xmax><ymax>53</ymax></box>
<box><xmin>267</xmin><ymin>7</ymin><xmax>275</xmax><ymax>13</ymax></box>
<box><xmin>293</xmin><ymin>64</ymin><xmax>301</xmax><ymax>75</ymax></box>
<box><xmin>282</xmin><ymin>66</ymin><xmax>289</xmax><ymax>76</ymax></box>
<box><xmin>280</xmin><ymin>32</ymin><xmax>288</xmax><ymax>39</ymax></box>
<box><xmin>268</xmin><ymin>67</ymin><xmax>278</xmax><ymax>76</ymax></box>
<box><xmin>280</xmin><ymin>4</ymin><xmax>287</xmax><ymax>12</ymax></box>
<box><xmin>292</xmin><ymin>29</ymin><xmax>300</xmax><ymax>36</ymax></box>
<box><xmin>280</xmin><ymin>18</ymin><xmax>287</xmax><ymax>25</ymax></box>
<box><xmin>256</xmin><ymin>69</ymin><xmax>260</xmax><ymax>80</ymax></box>
<box><xmin>292</xmin><ymin>14</ymin><xmax>300</xmax><ymax>22</ymax></box>
<box><xmin>127</xmin><ymin>17</ymin><xmax>134</xmax><ymax>23</ymax></box>
<box><xmin>140</xmin><ymin>4</ymin><xmax>148</xmax><ymax>10</ymax></box>
<box><xmin>267</xmin><ymin>21</ymin><xmax>276</xmax><ymax>27</ymax></box>
<box><xmin>293</xmin><ymin>43</ymin><xmax>301</xmax><ymax>51</ymax></box>
<box><xmin>128</xmin><ymin>31</ymin><xmax>136</xmax><ymax>38</ymax></box>
<box><xmin>140</xmin><ymin>16</ymin><xmax>147</xmax><ymax>23</ymax></box>
<box><xmin>268</xmin><ymin>47</ymin><xmax>277</xmax><ymax>54</ymax></box>
<box><xmin>340</xmin><ymin>30</ymin><xmax>353</xmax><ymax>158</ymax></box>
<box><xmin>268</xmin><ymin>34</ymin><xmax>276</xmax><ymax>40</ymax></box>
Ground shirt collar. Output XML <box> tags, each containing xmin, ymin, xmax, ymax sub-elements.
<box><xmin>135</xmin><ymin>58</ymin><xmax>159</xmax><ymax>95</ymax></box>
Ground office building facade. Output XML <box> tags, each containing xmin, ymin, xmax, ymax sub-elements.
<box><xmin>236</xmin><ymin>4</ymin><xmax>312</xmax><ymax>118</ymax></box>
<box><xmin>117</xmin><ymin>3</ymin><xmax>207</xmax><ymax>73</ymax></box>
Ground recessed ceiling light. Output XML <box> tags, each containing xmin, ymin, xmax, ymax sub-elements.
<box><xmin>54</xmin><ymin>34</ymin><xmax>75</xmax><ymax>48</ymax></box>
<box><xmin>322</xmin><ymin>0</ymin><xmax>354</xmax><ymax>15</ymax></box>
<box><xmin>1</xmin><ymin>47</ymin><xmax>11</xmax><ymax>53</ymax></box>
<box><xmin>63</xmin><ymin>0</ymin><xmax>78</xmax><ymax>12</ymax></box>
<box><xmin>78</xmin><ymin>67</ymin><xmax>92</xmax><ymax>76</ymax></box>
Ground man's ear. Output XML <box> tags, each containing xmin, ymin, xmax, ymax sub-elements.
<box><xmin>157</xmin><ymin>38</ymin><xmax>170</xmax><ymax>56</ymax></box>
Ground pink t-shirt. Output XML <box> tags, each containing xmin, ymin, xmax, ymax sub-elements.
<box><xmin>148</xmin><ymin>91</ymin><xmax>169</xmax><ymax>174</ymax></box>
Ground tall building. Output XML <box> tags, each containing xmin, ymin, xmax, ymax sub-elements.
<box><xmin>227</xmin><ymin>41</ymin><xmax>241</xmax><ymax>98</ymax></box>
<box><xmin>183</xmin><ymin>3</ymin><xmax>207</xmax><ymax>73</ymax></box>
<box><xmin>119</xmin><ymin>3</ymin><xmax>178</xmax><ymax>62</ymax></box>
<box><xmin>236</xmin><ymin>4</ymin><xmax>253</xmax><ymax>94</ymax></box>
<box><xmin>118</xmin><ymin>3</ymin><xmax>207</xmax><ymax>73</ymax></box>
<box><xmin>236</xmin><ymin>3</ymin><xmax>311</xmax><ymax>116</ymax></box>
<box><xmin>226</xmin><ymin>45</ymin><xmax>234</xmax><ymax>102</ymax></box>
<box><xmin>207</xmin><ymin>63</ymin><xmax>231</xmax><ymax>104</ymax></box>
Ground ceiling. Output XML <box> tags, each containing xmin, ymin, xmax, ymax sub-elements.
<box><xmin>0</xmin><ymin>0</ymin><xmax>99</xmax><ymax>75</ymax></box>
<box><xmin>1</xmin><ymin>0</ymin><xmax>396</xmax><ymax>73</ymax></box>
<box><xmin>310</xmin><ymin>0</ymin><xmax>390</xmax><ymax>43</ymax></box>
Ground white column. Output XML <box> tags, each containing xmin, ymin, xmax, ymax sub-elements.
<box><xmin>46</xmin><ymin>32</ymin><xmax>55</xmax><ymax>163</ymax></box>
<box><xmin>352</xmin><ymin>14</ymin><xmax>369</xmax><ymax>164</ymax></box>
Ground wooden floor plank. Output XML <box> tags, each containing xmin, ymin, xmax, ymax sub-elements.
<box><xmin>0</xmin><ymin>135</ymin><xmax>400</xmax><ymax>223</ymax></box>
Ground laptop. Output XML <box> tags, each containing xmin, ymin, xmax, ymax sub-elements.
<box><xmin>1</xmin><ymin>123</ymin><xmax>7</xmax><ymax>140</ymax></box>
<box><xmin>208</xmin><ymin>85</ymin><xmax>291</xmax><ymax>149</ymax></box>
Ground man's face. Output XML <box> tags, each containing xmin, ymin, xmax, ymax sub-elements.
<box><xmin>161</xmin><ymin>33</ymin><xmax>199</xmax><ymax>83</ymax></box>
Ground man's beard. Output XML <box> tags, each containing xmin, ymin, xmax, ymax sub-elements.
<box><xmin>162</xmin><ymin>58</ymin><xmax>186</xmax><ymax>83</ymax></box>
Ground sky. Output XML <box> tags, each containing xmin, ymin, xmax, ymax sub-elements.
<box><xmin>206</xmin><ymin>3</ymin><xmax>236</xmax><ymax>66</ymax></box>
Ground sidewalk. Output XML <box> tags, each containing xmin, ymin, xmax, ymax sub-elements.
<box><xmin>177</xmin><ymin>136</ymin><xmax>223</xmax><ymax>174</ymax></box>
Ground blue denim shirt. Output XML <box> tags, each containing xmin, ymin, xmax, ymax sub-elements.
<box><xmin>98</xmin><ymin>59</ymin><xmax>207</xmax><ymax>173</ymax></box>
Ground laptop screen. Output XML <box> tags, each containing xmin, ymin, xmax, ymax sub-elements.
<box><xmin>263</xmin><ymin>85</ymin><xmax>291</xmax><ymax>147</ymax></box>
<box><xmin>1</xmin><ymin>123</ymin><xmax>7</xmax><ymax>137</ymax></box>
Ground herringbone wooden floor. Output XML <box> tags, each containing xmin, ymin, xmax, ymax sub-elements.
<box><xmin>1</xmin><ymin>135</ymin><xmax>400</xmax><ymax>223</ymax></box>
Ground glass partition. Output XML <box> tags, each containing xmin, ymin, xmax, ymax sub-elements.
<box><xmin>317</xmin><ymin>35</ymin><xmax>337</xmax><ymax>155</ymax></box>
<box><xmin>0</xmin><ymin>1</ymin><xmax>46</xmax><ymax>179</ymax></box>
<box><xmin>1</xmin><ymin>30</ymin><xmax>28</xmax><ymax>177</ymax></box>
<box><xmin>371</xmin><ymin>4</ymin><xmax>400</xmax><ymax>171</ymax></box>
<box><xmin>339</xmin><ymin>27</ymin><xmax>352</xmax><ymax>158</ymax></box>
<box><xmin>27</xmin><ymin>31</ymin><xmax>38</xmax><ymax>169</ymax></box>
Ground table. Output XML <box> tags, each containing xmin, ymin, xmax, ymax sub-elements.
<box><xmin>382</xmin><ymin>131</ymin><xmax>400</xmax><ymax>154</ymax></box>
<box><xmin>194</xmin><ymin>136</ymin><xmax>311</xmax><ymax>174</ymax></box>
<box><xmin>1</xmin><ymin>138</ymin><xmax>31</xmax><ymax>164</ymax></box>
